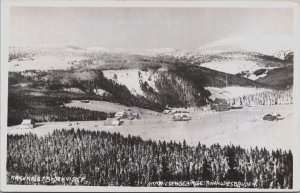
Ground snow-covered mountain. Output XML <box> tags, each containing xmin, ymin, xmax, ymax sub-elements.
<box><xmin>8</xmin><ymin>36</ymin><xmax>293</xmax><ymax>110</ymax></box>
<box><xmin>153</xmin><ymin>35</ymin><xmax>293</xmax><ymax>80</ymax></box>
<box><xmin>8</xmin><ymin>45</ymin><xmax>149</xmax><ymax>71</ymax></box>
<box><xmin>9</xmin><ymin>35</ymin><xmax>293</xmax><ymax>82</ymax></box>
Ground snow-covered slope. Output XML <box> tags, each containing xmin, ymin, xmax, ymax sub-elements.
<box><xmin>135</xmin><ymin>48</ymin><xmax>180</xmax><ymax>56</ymax></box>
<box><xmin>9</xmin><ymin>45</ymin><xmax>87</xmax><ymax>71</ymax></box>
<box><xmin>103</xmin><ymin>69</ymin><xmax>158</xmax><ymax>96</ymax></box>
<box><xmin>201</xmin><ymin>60</ymin><xmax>257</xmax><ymax>75</ymax></box>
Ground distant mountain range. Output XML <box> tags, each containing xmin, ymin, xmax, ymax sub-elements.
<box><xmin>148</xmin><ymin>35</ymin><xmax>293</xmax><ymax>80</ymax></box>
<box><xmin>9</xmin><ymin>35</ymin><xmax>293</xmax><ymax>109</ymax></box>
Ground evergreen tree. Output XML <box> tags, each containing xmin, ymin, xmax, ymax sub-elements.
<box><xmin>225</xmin><ymin>147</ymin><xmax>241</xmax><ymax>182</ymax></box>
<box><xmin>161</xmin><ymin>156</ymin><xmax>170</xmax><ymax>181</ymax></box>
<box><xmin>201</xmin><ymin>158</ymin><xmax>212</xmax><ymax>181</ymax></box>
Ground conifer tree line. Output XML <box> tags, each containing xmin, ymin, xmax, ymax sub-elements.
<box><xmin>228</xmin><ymin>89</ymin><xmax>292</xmax><ymax>107</ymax></box>
<box><xmin>7</xmin><ymin>129</ymin><xmax>292</xmax><ymax>188</ymax></box>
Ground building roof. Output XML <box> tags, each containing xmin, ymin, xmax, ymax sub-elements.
<box><xmin>21</xmin><ymin>119</ymin><xmax>32</xmax><ymax>125</ymax></box>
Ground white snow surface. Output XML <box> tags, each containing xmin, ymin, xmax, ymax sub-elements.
<box><xmin>86</xmin><ymin>47</ymin><xmax>111</xmax><ymax>52</ymax></box>
<box><xmin>200</xmin><ymin>60</ymin><xmax>273</xmax><ymax>80</ymax></box>
<box><xmin>9</xmin><ymin>45</ymin><xmax>85</xmax><ymax>71</ymax></box>
<box><xmin>201</xmin><ymin>60</ymin><xmax>258</xmax><ymax>74</ymax></box>
<box><xmin>199</xmin><ymin>34</ymin><xmax>293</xmax><ymax>57</ymax></box>
<box><xmin>62</xmin><ymin>87</ymin><xmax>85</xmax><ymax>94</ymax></box>
<box><xmin>8</xmin><ymin>104</ymin><xmax>294</xmax><ymax>151</ymax></box>
<box><xmin>247</xmin><ymin>72</ymin><xmax>268</xmax><ymax>80</ymax></box>
<box><xmin>93</xmin><ymin>88</ymin><xmax>111</xmax><ymax>96</ymax></box>
<box><xmin>137</xmin><ymin>48</ymin><xmax>182</xmax><ymax>56</ymax></box>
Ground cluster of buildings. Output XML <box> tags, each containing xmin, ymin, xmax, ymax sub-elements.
<box><xmin>161</xmin><ymin>97</ymin><xmax>244</xmax><ymax>122</ymax></box>
<box><xmin>104</xmin><ymin>110</ymin><xmax>141</xmax><ymax>126</ymax></box>
<box><xmin>210</xmin><ymin>98</ymin><xmax>231</xmax><ymax>112</ymax></box>
<box><xmin>14</xmin><ymin>98</ymin><xmax>243</xmax><ymax>129</ymax></box>
<box><xmin>163</xmin><ymin>109</ymin><xmax>193</xmax><ymax>121</ymax></box>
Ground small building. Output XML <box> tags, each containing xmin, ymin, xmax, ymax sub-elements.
<box><xmin>80</xmin><ymin>100</ymin><xmax>90</xmax><ymax>103</ymax></box>
<box><xmin>104</xmin><ymin>118</ymin><xmax>124</xmax><ymax>126</ymax></box>
<box><xmin>201</xmin><ymin>105</ymin><xmax>211</xmax><ymax>112</ymax></box>
<box><xmin>114</xmin><ymin>110</ymin><xmax>141</xmax><ymax>120</ymax></box>
<box><xmin>263</xmin><ymin>112</ymin><xmax>283</xmax><ymax>121</ymax></box>
<box><xmin>210</xmin><ymin>98</ymin><xmax>230</xmax><ymax>112</ymax></box>
<box><xmin>163</xmin><ymin>109</ymin><xmax>171</xmax><ymax>114</ymax></box>
<box><xmin>164</xmin><ymin>108</ymin><xmax>193</xmax><ymax>115</ymax></box>
<box><xmin>115</xmin><ymin>111</ymin><xmax>127</xmax><ymax>119</ymax></box>
<box><xmin>173</xmin><ymin>113</ymin><xmax>192</xmax><ymax>121</ymax></box>
<box><xmin>263</xmin><ymin>114</ymin><xmax>278</xmax><ymax>121</ymax></box>
<box><xmin>230</xmin><ymin>104</ymin><xmax>243</xmax><ymax>110</ymax></box>
<box><xmin>18</xmin><ymin>119</ymin><xmax>34</xmax><ymax>129</ymax></box>
<box><xmin>170</xmin><ymin>109</ymin><xmax>178</xmax><ymax>114</ymax></box>
<box><xmin>127</xmin><ymin>112</ymin><xmax>140</xmax><ymax>120</ymax></box>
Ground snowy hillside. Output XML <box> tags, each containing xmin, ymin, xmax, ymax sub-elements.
<box><xmin>103</xmin><ymin>69</ymin><xmax>158</xmax><ymax>97</ymax></box>
<box><xmin>9</xmin><ymin>45</ymin><xmax>86</xmax><ymax>71</ymax></box>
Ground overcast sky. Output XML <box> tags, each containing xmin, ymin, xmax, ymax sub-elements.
<box><xmin>10</xmin><ymin>7</ymin><xmax>293</xmax><ymax>50</ymax></box>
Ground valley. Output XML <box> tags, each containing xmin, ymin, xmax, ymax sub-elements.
<box><xmin>8</xmin><ymin>103</ymin><xmax>293</xmax><ymax>151</ymax></box>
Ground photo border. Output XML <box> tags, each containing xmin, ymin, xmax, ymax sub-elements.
<box><xmin>1</xmin><ymin>0</ymin><xmax>299</xmax><ymax>192</ymax></box>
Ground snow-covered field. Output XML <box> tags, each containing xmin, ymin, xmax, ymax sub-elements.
<box><xmin>65</xmin><ymin>100</ymin><xmax>158</xmax><ymax>116</ymax></box>
<box><xmin>9</xmin><ymin>45</ymin><xmax>86</xmax><ymax>71</ymax></box>
<box><xmin>9</xmin><ymin>55</ymin><xmax>75</xmax><ymax>71</ymax></box>
<box><xmin>8</xmin><ymin>104</ymin><xmax>293</xmax><ymax>151</ymax></box>
<box><xmin>62</xmin><ymin>87</ymin><xmax>85</xmax><ymax>94</ymax></box>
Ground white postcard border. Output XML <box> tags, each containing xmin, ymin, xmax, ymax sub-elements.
<box><xmin>1</xmin><ymin>0</ymin><xmax>299</xmax><ymax>192</ymax></box>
